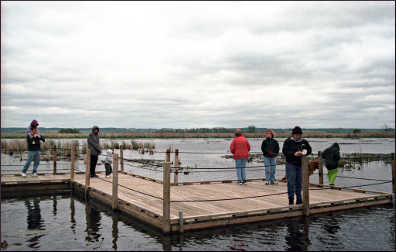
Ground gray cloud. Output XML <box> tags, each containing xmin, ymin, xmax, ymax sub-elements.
<box><xmin>1</xmin><ymin>2</ymin><xmax>395</xmax><ymax>129</ymax></box>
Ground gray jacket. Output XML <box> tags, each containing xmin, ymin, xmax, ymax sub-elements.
<box><xmin>87</xmin><ymin>127</ymin><xmax>101</xmax><ymax>156</ymax></box>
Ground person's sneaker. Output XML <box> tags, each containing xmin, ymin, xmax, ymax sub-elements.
<box><xmin>238</xmin><ymin>181</ymin><xmax>243</xmax><ymax>185</ymax></box>
<box><xmin>296</xmin><ymin>199</ymin><xmax>303</xmax><ymax>205</ymax></box>
<box><xmin>32</xmin><ymin>173</ymin><xmax>38</xmax><ymax>177</ymax></box>
<box><xmin>21</xmin><ymin>172</ymin><xmax>27</xmax><ymax>177</ymax></box>
<box><xmin>289</xmin><ymin>197</ymin><xmax>294</xmax><ymax>205</ymax></box>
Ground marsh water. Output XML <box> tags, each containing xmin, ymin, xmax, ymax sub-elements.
<box><xmin>1</xmin><ymin>138</ymin><xmax>395</xmax><ymax>250</ymax></box>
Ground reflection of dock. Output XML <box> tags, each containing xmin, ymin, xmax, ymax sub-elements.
<box><xmin>1</xmin><ymin>171</ymin><xmax>392</xmax><ymax>233</ymax></box>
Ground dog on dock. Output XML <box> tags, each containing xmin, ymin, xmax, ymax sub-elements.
<box><xmin>280</xmin><ymin>159</ymin><xmax>320</xmax><ymax>182</ymax></box>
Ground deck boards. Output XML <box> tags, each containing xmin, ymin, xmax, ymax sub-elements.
<box><xmin>71</xmin><ymin>173</ymin><xmax>389</xmax><ymax>219</ymax></box>
<box><xmin>1</xmin><ymin>172</ymin><xmax>392</xmax><ymax>232</ymax></box>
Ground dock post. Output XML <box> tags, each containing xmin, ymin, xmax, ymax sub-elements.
<box><xmin>173</xmin><ymin>149</ymin><xmax>179</xmax><ymax>186</ymax></box>
<box><xmin>53</xmin><ymin>146</ymin><xmax>57</xmax><ymax>175</ymax></box>
<box><xmin>70</xmin><ymin>143</ymin><xmax>75</xmax><ymax>181</ymax></box>
<box><xmin>112</xmin><ymin>153</ymin><xmax>119</xmax><ymax>210</ymax></box>
<box><xmin>178</xmin><ymin>211</ymin><xmax>184</xmax><ymax>233</ymax></box>
<box><xmin>162</xmin><ymin>148</ymin><xmax>171</xmax><ymax>233</ymax></box>
<box><xmin>302</xmin><ymin>156</ymin><xmax>310</xmax><ymax>216</ymax></box>
<box><xmin>318</xmin><ymin>151</ymin><xmax>323</xmax><ymax>186</ymax></box>
<box><xmin>120</xmin><ymin>146</ymin><xmax>124</xmax><ymax>173</ymax></box>
<box><xmin>85</xmin><ymin>149</ymin><xmax>91</xmax><ymax>201</ymax></box>
<box><xmin>392</xmin><ymin>153</ymin><xmax>395</xmax><ymax>206</ymax></box>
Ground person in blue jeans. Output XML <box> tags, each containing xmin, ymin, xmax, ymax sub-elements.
<box><xmin>230</xmin><ymin>129</ymin><xmax>251</xmax><ymax>184</ymax></box>
<box><xmin>261</xmin><ymin>129</ymin><xmax>280</xmax><ymax>185</ymax></box>
<box><xmin>282</xmin><ymin>126</ymin><xmax>312</xmax><ymax>205</ymax></box>
<box><xmin>21</xmin><ymin>126</ymin><xmax>45</xmax><ymax>177</ymax></box>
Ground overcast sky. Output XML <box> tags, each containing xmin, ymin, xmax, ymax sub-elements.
<box><xmin>1</xmin><ymin>1</ymin><xmax>395</xmax><ymax>129</ymax></box>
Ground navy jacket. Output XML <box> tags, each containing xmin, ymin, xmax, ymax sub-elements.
<box><xmin>261</xmin><ymin>138</ymin><xmax>280</xmax><ymax>157</ymax></box>
<box><xmin>282</xmin><ymin>137</ymin><xmax>312</xmax><ymax>166</ymax></box>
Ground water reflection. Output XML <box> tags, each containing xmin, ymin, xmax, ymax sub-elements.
<box><xmin>70</xmin><ymin>197</ymin><xmax>76</xmax><ymax>235</ymax></box>
<box><xmin>85</xmin><ymin>204</ymin><xmax>102</xmax><ymax>243</ymax></box>
<box><xmin>24</xmin><ymin>197</ymin><xmax>45</xmax><ymax>248</ymax></box>
<box><xmin>112</xmin><ymin>213</ymin><xmax>119</xmax><ymax>250</ymax></box>
<box><xmin>284</xmin><ymin>217</ymin><xmax>311</xmax><ymax>251</ymax></box>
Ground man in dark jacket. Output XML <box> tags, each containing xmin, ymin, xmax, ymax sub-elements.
<box><xmin>322</xmin><ymin>143</ymin><xmax>341</xmax><ymax>186</ymax></box>
<box><xmin>282</xmin><ymin>126</ymin><xmax>312</xmax><ymax>205</ymax></box>
<box><xmin>21</xmin><ymin>126</ymin><xmax>45</xmax><ymax>177</ymax></box>
<box><xmin>261</xmin><ymin>129</ymin><xmax>280</xmax><ymax>185</ymax></box>
<box><xmin>87</xmin><ymin>125</ymin><xmax>102</xmax><ymax>178</ymax></box>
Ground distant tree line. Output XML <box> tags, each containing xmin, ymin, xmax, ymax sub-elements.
<box><xmin>58</xmin><ymin>128</ymin><xmax>80</xmax><ymax>133</ymax></box>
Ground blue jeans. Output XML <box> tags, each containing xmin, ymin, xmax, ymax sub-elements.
<box><xmin>22</xmin><ymin>151</ymin><xmax>40</xmax><ymax>174</ymax></box>
<box><xmin>285</xmin><ymin>162</ymin><xmax>302</xmax><ymax>201</ymax></box>
<box><xmin>235</xmin><ymin>158</ymin><xmax>247</xmax><ymax>182</ymax></box>
<box><xmin>264</xmin><ymin>157</ymin><xmax>277</xmax><ymax>183</ymax></box>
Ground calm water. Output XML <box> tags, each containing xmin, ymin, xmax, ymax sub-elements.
<box><xmin>1</xmin><ymin>195</ymin><xmax>394</xmax><ymax>251</ymax></box>
<box><xmin>1</xmin><ymin>138</ymin><xmax>395</xmax><ymax>250</ymax></box>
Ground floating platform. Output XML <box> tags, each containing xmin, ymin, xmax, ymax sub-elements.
<box><xmin>1</xmin><ymin>172</ymin><xmax>392</xmax><ymax>233</ymax></box>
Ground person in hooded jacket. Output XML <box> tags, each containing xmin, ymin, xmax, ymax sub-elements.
<box><xmin>230</xmin><ymin>129</ymin><xmax>251</xmax><ymax>185</ymax></box>
<box><xmin>321</xmin><ymin>143</ymin><xmax>341</xmax><ymax>186</ymax></box>
<box><xmin>261</xmin><ymin>129</ymin><xmax>279</xmax><ymax>185</ymax></box>
<box><xmin>282</xmin><ymin>126</ymin><xmax>312</xmax><ymax>205</ymax></box>
<box><xmin>87</xmin><ymin>125</ymin><xmax>102</xmax><ymax>178</ymax></box>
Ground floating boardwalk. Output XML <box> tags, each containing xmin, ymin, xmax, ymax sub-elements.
<box><xmin>1</xmin><ymin>147</ymin><xmax>395</xmax><ymax>233</ymax></box>
<box><xmin>1</xmin><ymin>171</ymin><xmax>393</xmax><ymax>233</ymax></box>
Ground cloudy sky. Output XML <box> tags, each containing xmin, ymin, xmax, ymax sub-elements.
<box><xmin>1</xmin><ymin>1</ymin><xmax>395</xmax><ymax>129</ymax></box>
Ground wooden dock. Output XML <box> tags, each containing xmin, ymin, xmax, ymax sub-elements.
<box><xmin>1</xmin><ymin>149</ymin><xmax>394</xmax><ymax>233</ymax></box>
<box><xmin>1</xmin><ymin>171</ymin><xmax>392</xmax><ymax>233</ymax></box>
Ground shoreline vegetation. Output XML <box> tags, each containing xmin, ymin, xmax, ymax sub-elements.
<box><xmin>0</xmin><ymin>131</ymin><xmax>394</xmax><ymax>139</ymax></box>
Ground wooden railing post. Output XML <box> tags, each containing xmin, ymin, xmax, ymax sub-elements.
<box><xmin>162</xmin><ymin>148</ymin><xmax>171</xmax><ymax>233</ymax></box>
<box><xmin>318</xmin><ymin>151</ymin><xmax>323</xmax><ymax>186</ymax></box>
<box><xmin>173</xmin><ymin>149</ymin><xmax>179</xmax><ymax>185</ymax></box>
<box><xmin>392</xmin><ymin>153</ymin><xmax>395</xmax><ymax>206</ymax></box>
<box><xmin>53</xmin><ymin>146</ymin><xmax>57</xmax><ymax>175</ymax></box>
<box><xmin>85</xmin><ymin>149</ymin><xmax>91</xmax><ymax>200</ymax></box>
<box><xmin>112</xmin><ymin>153</ymin><xmax>119</xmax><ymax>210</ymax></box>
<box><xmin>70</xmin><ymin>143</ymin><xmax>75</xmax><ymax>180</ymax></box>
<box><xmin>120</xmin><ymin>146</ymin><xmax>124</xmax><ymax>173</ymax></box>
<box><xmin>302</xmin><ymin>156</ymin><xmax>310</xmax><ymax>216</ymax></box>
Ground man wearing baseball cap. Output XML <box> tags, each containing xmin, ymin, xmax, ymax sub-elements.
<box><xmin>282</xmin><ymin>126</ymin><xmax>312</xmax><ymax>205</ymax></box>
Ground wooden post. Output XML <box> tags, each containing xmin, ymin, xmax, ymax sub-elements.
<box><xmin>302</xmin><ymin>156</ymin><xmax>310</xmax><ymax>216</ymax></box>
<box><xmin>70</xmin><ymin>143</ymin><xmax>75</xmax><ymax>180</ymax></box>
<box><xmin>178</xmin><ymin>211</ymin><xmax>184</xmax><ymax>233</ymax></box>
<box><xmin>85</xmin><ymin>149</ymin><xmax>91</xmax><ymax>200</ymax></box>
<box><xmin>53</xmin><ymin>146</ymin><xmax>57</xmax><ymax>175</ymax></box>
<box><xmin>173</xmin><ymin>149</ymin><xmax>179</xmax><ymax>185</ymax></box>
<box><xmin>392</xmin><ymin>153</ymin><xmax>395</xmax><ymax>206</ymax></box>
<box><xmin>162</xmin><ymin>148</ymin><xmax>171</xmax><ymax>233</ymax></box>
<box><xmin>318</xmin><ymin>151</ymin><xmax>324</xmax><ymax>186</ymax></box>
<box><xmin>120</xmin><ymin>146</ymin><xmax>124</xmax><ymax>173</ymax></box>
<box><xmin>112</xmin><ymin>153</ymin><xmax>119</xmax><ymax>210</ymax></box>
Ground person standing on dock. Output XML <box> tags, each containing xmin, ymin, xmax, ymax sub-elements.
<box><xmin>282</xmin><ymin>126</ymin><xmax>312</xmax><ymax>205</ymax></box>
<box><xmin>21</xmin><ymin>125</ymin><xmax>45</xmax><ymax>177</ymax></box>
<box><xmin>230</xmin><ymin>129</ymin><xmax>251</xmax><ymax>185</ymax></box>
<box><xmin>261</xmin><ymin>129</ymin><xmax>280</xmax><ymax>185</ymax></box>
<box><xmin>321</xmin><ymin>143</ymin><xmax>341</xmax><ymax>186</ymax></box>
<box><xmin>87</xmin><ymin>125</ymin><xmax>102</xmax><ymax>178</ymax></box>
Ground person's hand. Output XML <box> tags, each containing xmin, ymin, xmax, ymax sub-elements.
<box><xmin>294</xmin><ymin>151</ymin><xmax>302</xmax><ymax>157</ymax></box>
<box><xmin>268</xmin><ymin>151</ymin><xmax>274</xmax><ymax>157</ymax></box>
<box><xmin>34</xmin><ymin>133</ymin><xmax>40</xmax><ymax>138</ymax></box>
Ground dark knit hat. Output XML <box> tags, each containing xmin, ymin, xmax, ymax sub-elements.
<box><xmin>292</xmin><ymin>126</ymin><xmax>303</xmax><ymax>134</ymax></box>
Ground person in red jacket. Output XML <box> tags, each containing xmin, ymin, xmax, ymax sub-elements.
<box><xmin>230</xmin><ymin>129</ymin><xmax>251</xmax><ymax>185</ymax></box>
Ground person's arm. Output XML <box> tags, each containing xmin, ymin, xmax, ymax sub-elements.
<box><xmin>88</xmin><ymin>135</ymin><xmax>102</xmax><ymax>153</ymax></box>
<box><xmin>40</xmin><ymin>135</ymin><xmax>45</xmax><ymax>142</ymax></box>
<box><xmin>282</xmin><ymin>139</ymin><xmax>295</xmax><ymax>157</ymax></box>
<box><xmin>274</xmin><ymin>140</ymin><xmax>280</xmax><ymax>155</ymax></box>
<box><xmin>261</xmin><ymin>140</ymin><xmax>267</xmax><ymax>155</ymax></box>
<box><xmin>304</xmin><ymin>140</ymin><xmax>312</xmax><ymax>156</ymax></box>
<box><xmin>230</xmin><ymin>139</ymin><xmax>235</xmax><ymax>154</ymax></box>
<box><xmin>27</xmin><ymin>134</ymin><xmax>34</xmax><ymax>145</ymax></box>
<box><xmin>247</xmin><ymin>140</ymin><xmax>251</xmax><ymax>152</ymax></box>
